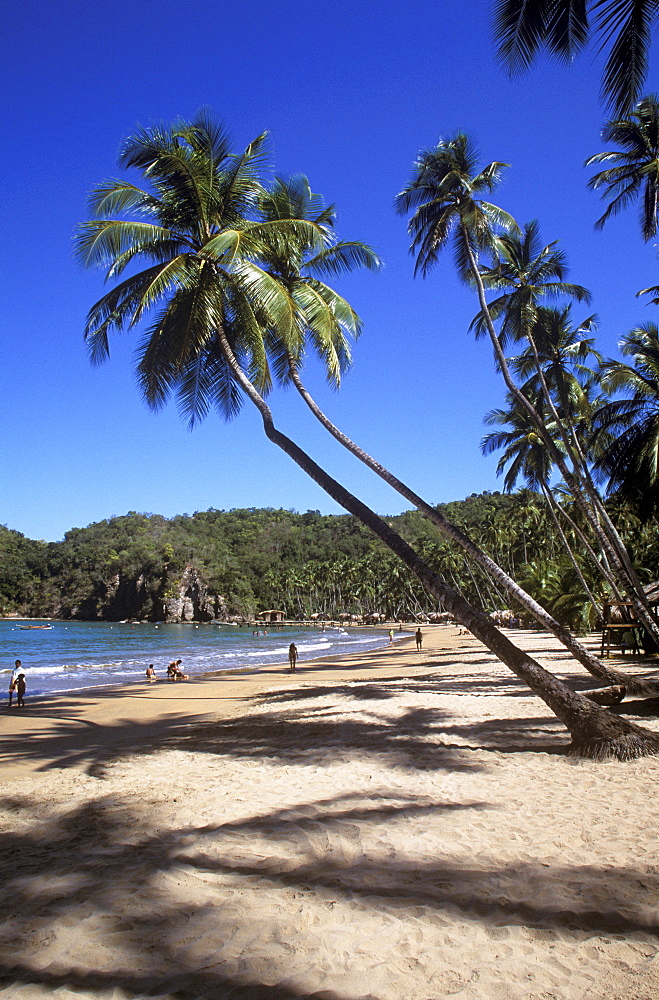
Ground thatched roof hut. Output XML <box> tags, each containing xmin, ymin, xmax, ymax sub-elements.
<box><xmin>258</xmin><ymin>609</ymin><xmax>285</xmax><ymax>623</ymax></box>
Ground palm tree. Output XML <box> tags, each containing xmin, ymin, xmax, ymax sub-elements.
<box><xmin>257</xmin><ymin>174</ymin><xmax>382</xmax><ymax>388</ymax></box>
<box><xmin>596</xmin><ymin>322</ymin><xmax>659</xmax><ymax>518</ymax></box>
<box><xmin>492</xmin><ymin>0</ymin><xmax>659</xmax><ymax>114</ymax></box>
<box><xmin>396</xmin><ymin>133</ymin><xmax>659</xmax><ymax>641</ymax></box>
<box><xmin>264</xmin><ymin>174</ymin><xmax>616</xmax><ymax>680</ymax></box>
<box><xmin>471</xmin><ymin>221</ymin><xmax>591</xmax><ymax>347</ymax></box>
<box><xmin>396</xmin><ymin>132</ymin><xmax>659</xmax><ymax>649</ymax></box>
<box><xmin>585</xmin><ymin>95</ymin><xmax>659</xmax><ymax>241</ymax></box>
<box><xmin>394</xmin><ymin>133</ymin><xmax>518</xmax><ymax>280</ymax></box>
<box><xmin>76</xmin><ymin>114</ymin><xmax>318</xmax><ymax>418</ymax></box>
<box><xmin>76</xmin><ymin>113</ymin><xmax>659</xmax><ymax>759</ymax></box>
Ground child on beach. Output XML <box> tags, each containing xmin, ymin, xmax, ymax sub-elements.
<box><xmin>16</xmin><ymin>674</ymin><xmax>26</xmax><ymax>707</ymax></box>
<box><xmin>146</xmin><ymin>664</ymin><xmax>157</xmax><ymax>682</ymax></box>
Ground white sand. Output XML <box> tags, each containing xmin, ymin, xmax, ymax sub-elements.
<box><xmin>0</xmin><ymin>627</ymin><xmax>658</xmax><ymax>1000</ymax></box>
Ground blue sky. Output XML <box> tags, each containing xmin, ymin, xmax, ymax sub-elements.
<box><xmin>3</xmin><ymin>0</ymin><xmax>657</xmax><ymax>541</ymax></box>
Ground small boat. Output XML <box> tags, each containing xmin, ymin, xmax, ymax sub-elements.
<box><xmin>18</xmin><ymin>625</ymin><xmax>53</xmax><ymax>630</ymax></box>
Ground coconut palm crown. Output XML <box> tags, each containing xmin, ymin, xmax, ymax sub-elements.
<box><xmin>394</xmin><ymin>133</ymin><xmax>518</xmax><ymax>282</ymax></box>
<box><xmin>75</xmin><ymin>114</ymin><xmax>363</xmax><ymax>427</ymax></box>
<box><xmin>585</xmin><ymin>95</ymin><xmax>659</xmax><ymax>241</ymax></box>
<box><xmin>482</xmin><ymin>393</ymin><xmax>554</xmax><ymax>492</ymax></box>
<box><xmin>257</xmin><ymin>174</ymin><xmax>381</xmax><ymax>388</ymax></box>
<box><xmin>471</xmin><ymin>220</ymin><xmax>591</xmax><ymax>346</ymax></box>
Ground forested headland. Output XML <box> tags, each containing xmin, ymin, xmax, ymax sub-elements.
<box><xmin>2</xmin><ymin>491</ymin><xmax>657</xmax><ymax>627</ymax></box>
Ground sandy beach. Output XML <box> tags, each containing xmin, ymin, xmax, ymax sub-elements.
<box><xmin>1</xmin><ymin>625</ymin><xmax>658</xmax><ymax>1000</ymax></box>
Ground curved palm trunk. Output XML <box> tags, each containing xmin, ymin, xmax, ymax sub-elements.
<box><xmin>540</xmin><ymin>481</ymin><xmax>601</xmax><ymax>614</ymax></box>
<box><xmin>216</xmin><ymin>330</ymin><xmax>659</xmax><ymax>759</ymax></box>
<box><xmin>552</xmin><ymin>492</ymin><xmax>623</xmax><ymax>599</ymax></box>
<box><xmin>285</xmin><ymin>360</ymin><xmax>640</xmax><ymax>689</ymax></box>
<box><xmin>462</xmin><ymin>226</ymin><xmax>659</xmax><ymax>644</ymax></box>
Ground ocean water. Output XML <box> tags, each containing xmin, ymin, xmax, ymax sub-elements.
<box><xmin>0</xmin><ymin>619</ymin><xmax>392</xmax><ymax>699</ymax></box>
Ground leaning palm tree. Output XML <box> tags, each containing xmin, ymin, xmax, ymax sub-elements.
<box><xmin>260</xmin><ymin>175</ymin><xmax>619</xmax><ymax>682</ymax></box>
<box><xmin>509</xmin><ymin>305</ymin><xmax>604</xmax><ymax>492</ymax></box>
<box><xmin>396</xmin><ymin>133</ymin><xmax>659</xmax><ymax>647</ymax></box>
<box><xmin>595</xmin><ymin>322</ymin><xmax>659</xmax><ymax>518</ymax></box>
<box><xmin>472</xmin><ymin>227</ymin><xmax>645</xmax><ymax>601</ymax></box>
<box><xmin>493</xmin><ymin>0</ymin><xmax>659</xmax><ymax>114</ymax></box>
<box><xmin>586</xmin><ymin>94</ymin><xmax>659</xmax><ymax>241</ymax></box>
<box><xmin>75</xmin><ymin>113</ymin><xmax>659</xmax><ymax>759</ymax></box>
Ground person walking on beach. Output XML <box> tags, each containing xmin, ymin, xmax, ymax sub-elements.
<box><xmin>288</xmin><ymin>643</ymin><xmax>298</xmax><ymax>671</ymax></box>
<box><xmin>415</xmin><ymin>628</ymin><xmax>423</xmax><ymax>651</ymax></box>
<box><xmin>389</xmin><ymin>629</ymin><xmax>394</xmax><ymax>644</ymax></box>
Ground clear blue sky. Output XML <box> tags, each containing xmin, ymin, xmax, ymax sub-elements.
<box><xmin>2</xmin><ymin>0</ymin><xmax>657</xmax><ymax>541</ymax></box>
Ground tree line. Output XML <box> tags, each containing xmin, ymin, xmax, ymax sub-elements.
<box><xmin>2</xmin><ymin>492</ymin><xmax>658</xmax><ymax>626</ymax></box>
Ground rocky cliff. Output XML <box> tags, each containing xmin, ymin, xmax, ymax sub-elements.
<box><xmin>161</xmin><ymin>566</ymin><xmax>228</xmax><ymax>622</ymax></box>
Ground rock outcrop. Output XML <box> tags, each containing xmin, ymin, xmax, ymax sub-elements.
<box><xmin>161</xmin><ymin>566</ymin><xmax>228</xmax><ymax>623</ymax></box>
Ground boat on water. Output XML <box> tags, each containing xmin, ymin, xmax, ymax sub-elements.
<box><xmin>18</xmin><ymin>625</ymin><xmax>54</xmax><ymax>630</ymax></box>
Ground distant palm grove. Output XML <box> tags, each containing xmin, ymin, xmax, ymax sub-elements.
<box><xmin>2</xmin><ymin>491</ymin><xmax>658</xmax><ymax>627</ymax></box>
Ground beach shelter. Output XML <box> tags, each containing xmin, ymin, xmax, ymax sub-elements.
<box><xmin>258</xmin><ymin>610</ymin><xmax>285</xmax><ymax>623</ymax></box>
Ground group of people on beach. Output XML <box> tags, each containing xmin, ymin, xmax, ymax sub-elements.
<box><xmin>144</xmin><ymin>659</ymin><xmax>190</xmax><ymax>682</ymax></box>
<box><xmin>7</xmin><ymin>660</ymin><xmax>26</xmax><ymax>707</ymax></box>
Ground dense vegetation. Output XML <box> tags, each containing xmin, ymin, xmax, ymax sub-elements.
<box><xmin>3</xmin><ymin>492</ymin><xmax>658</xmax><ymax>626</ymax></box>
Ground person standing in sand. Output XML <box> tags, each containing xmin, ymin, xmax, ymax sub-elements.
<box><xmin>16</xmin><ymin>674</ymin><xmax>26</xmax><ymax>707</ymax></box>
<box><xmin>288</xmin><ymin>643</ymin><xmax>298</xmax><ymax>671</ymax></box>
<box><xmin>7</xmin><ymin>660</ymin><xmax>22</xmax><ymax>707</ymax></box>
<box><xmin>415</xmin><ymin>628</ymin><xmax>423</xmax><ymax>651</ymax></box>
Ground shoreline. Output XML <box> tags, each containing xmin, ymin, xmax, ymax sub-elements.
<box><xmin>1</xmin><ymin>619</ymin><xmax>403</xmax><ymax>702</ymax></box>
<box><xmin>0</xmin><ymin>624</ymin><xmax>431</xmax><ymax>779</ymax></box>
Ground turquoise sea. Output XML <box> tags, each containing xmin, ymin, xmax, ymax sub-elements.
<box><xmin>0</xmin><ymin>619</ymin><xmax>392</xmax><ymax>699</ymax></box>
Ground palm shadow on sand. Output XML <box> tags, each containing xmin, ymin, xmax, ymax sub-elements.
<box><xmin>0</xmin><ymin>786</ymin><xmax>657</xmax><ymax>1000</ymax></box>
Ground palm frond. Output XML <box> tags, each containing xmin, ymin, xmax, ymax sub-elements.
<box><xmin>75</xmin><ymin>220</ymin><xmax>175</xmax><ymax>270</ymax></box>
<box><xmin>88</xmin><ymin>181</ymin><xmax>162</xmax><ymax>218</ymax></box>
<box><xmin>493</xmin><ymin>0</ymin><xmax>588</xmax><ymax>73</ymax></box>
<box><xmin>303</xmin><ymin>241</ymin><xmax>383</xmax><ymax>277</ymax></box>
<box><xmin>595</xmin><ymin>0</ymin><xmax>657</xmax><ymax>114</ymax></box>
